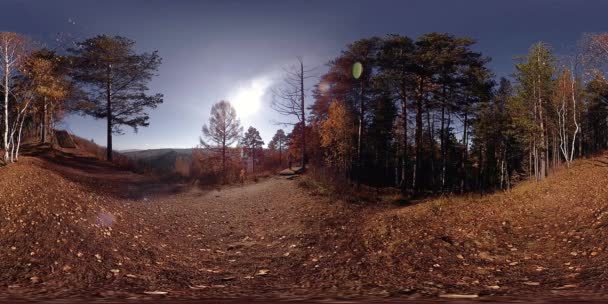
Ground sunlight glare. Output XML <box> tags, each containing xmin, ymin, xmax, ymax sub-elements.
<box><xmin>230</xmin><ymin>77</ymin><xmax>272</xmax><ymax>118</ymax></box>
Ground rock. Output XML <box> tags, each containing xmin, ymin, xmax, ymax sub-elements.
<box><xmin>487</xmin><ymin>285</ymin><xmax>500</xmax><ymax>290</ymax></box>
<box><xmin>554</xmin><ymin>284</ymin><xmax>577</xmax><ymax>289</ymax></box>
<box><xmin>439</xmin><ymin>294</ymin><xmax>479</xmax><ymax>299</ymax></box>
<box><xmin>256</xmin><ymin>269</ymin><xmax>270</xmax><ymax>276</ymax></box>
<box><xmin>190</xmin><ymin>285</ymin><xmax>208</xmax><ymax>289</ymax></box>
<box><xmin>478</xmin><ymin>251</ymin><xmax>494</xmax><ymax>261</ymax></box>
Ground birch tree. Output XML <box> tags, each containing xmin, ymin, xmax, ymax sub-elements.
<box><xmin>0</xmin><ymin>32</ymin><xmax>29</xmax><ymax>163</ymax></box>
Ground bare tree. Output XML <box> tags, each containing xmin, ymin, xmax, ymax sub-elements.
<box><xmin>0</xmin><ymin>32</ymin><xmax>29</xmax><ymax>163</ymax></box>
<box><xmin>271</xmin><ymin>57</ymin><xmax>315</xmax><ymax>167</ymax></box>
<box><xmin>200</xmin><ymin>100</ymin><xmax>243</xmax><ymax>179</ymax></box>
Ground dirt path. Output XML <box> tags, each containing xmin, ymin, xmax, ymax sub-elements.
<box><xmin>5</xmin><ymin>150</ymin><xmax>608</xmax><ymax>302</ymax></box>
<box><xmin>141</xmin><ymin>177</ymin><xmax>322</xmax><ymax>293</ymax></box>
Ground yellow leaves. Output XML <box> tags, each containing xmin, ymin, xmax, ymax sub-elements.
<box><xmin>319</xmin><ymin>100</ymin><xmax>355</xmax><ymax>169</ymax></box>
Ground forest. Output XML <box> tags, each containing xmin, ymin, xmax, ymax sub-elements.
<box><xmin>3</xmin><ymin>31</ymin><xmax>608</xmax><ymax>198</ymax></box>
<box><xmin>278</xmin><ymin>32</ymin><xmax>608</xmax><ymax>195</ymax></box>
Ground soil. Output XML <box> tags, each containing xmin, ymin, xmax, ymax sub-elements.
<box><xmin>2</xmin><ymin>146</ymin><xmax>608</xmax><ymax>302</ymax></box>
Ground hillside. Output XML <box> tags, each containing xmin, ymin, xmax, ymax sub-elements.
<box><xmin>2</xmin><ymin>148</ymin><xmax>608</xmax><ymax>301</ymax></box>
<box><xmin>122</xmin><ymin>148</ymin><xmax>194</xmax><ymax>175</ymax></box>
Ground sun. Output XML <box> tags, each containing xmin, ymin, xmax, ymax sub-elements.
<box><xmin>230</xmin><ymin>77</ymin><xmax>272</xmax><ymax>118</ymax></box>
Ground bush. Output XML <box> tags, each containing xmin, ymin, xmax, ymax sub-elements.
<box><xmin>190</xmin><ymin>148</ymin><xmax>245</xmax><ymax>185</ymax></box>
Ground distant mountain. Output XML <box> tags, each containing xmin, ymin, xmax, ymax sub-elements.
<box><xmin>122</xmin><ymin>148</ymin><xmax>194</xmax><ymax>160</ymax></box>
<box><xmin>119</xmin><ymin>149</ymin><xmax>142</xmax><ymax>153</ymax></box>
<box><xmin>122</xmin><ymin>148</ymin><xmax>195</xmax><ymax>174</ymax></box>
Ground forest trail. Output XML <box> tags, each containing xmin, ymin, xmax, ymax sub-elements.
<box><xmin>3</xmin><ymin>149</ymin><xmax>608</xmax><ymax>302</ymax></box>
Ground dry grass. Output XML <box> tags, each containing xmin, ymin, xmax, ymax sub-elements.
<box><xmin>70</xmin><ymin>135</ymin><xmax>135</xmax><ymax>171</ymax></box>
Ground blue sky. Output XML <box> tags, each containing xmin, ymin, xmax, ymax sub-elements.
<box><xmin>4</xmin><ymin>0</ymin><xmax>608</xmax><ymax>149</ymax></box>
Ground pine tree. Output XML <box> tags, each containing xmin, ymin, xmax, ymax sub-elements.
<box><xmin>68</xmin><ymin>35</ymin><xmax>163</xmax><ymax>161</ymax></box>
<box><xmin>513</xmin><ymin>42</ymin><xmax>555</xmax><ymax>180</ymax></box>
<box><xmin>241</xmin><ymin>126</ymin><xmax>264</xmax><ymax>175</ymax></box>
<box><xmin>268</xmin><ymin>129</ymin><xmax>288</xmax><ymax>166</ymax></box>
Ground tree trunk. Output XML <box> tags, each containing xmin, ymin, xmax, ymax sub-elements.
<box><xmin>440</xmin><ymin>102</ymin><xmax>446</xmax><ymax>191</ymax></box>
<box><xmin>460</xmin><ymin>111</ymin><xmax>468</xmax><ymax>193</ymax></box>
<box><xmin>300</xmin><ymin>60</ymin><xmax>306</xmax><ymax>168</ymax></box>
<box><xmin>400</xmin><ymin>85</ymin><xmax>408</xmax><ymax>192</ymax></box>
<box><xmin>357</xmin><ymin>80</ymin><xmax>364</xmax><ymax>187</ymax></box>
<box><xmin>414</xmin><ymin>77</ymin><xmax>424</xmax><ymax>193</ymax></box>
<box><xmin>15</xmin><ymin>109</ymin><xmax>27</xmax><ymax>161</ymax></box>
<box><xmin>426</xmin><ymin>110</ymin><xmax>435</xmax><ymax>189</ymax></box>
<box><xmin>569</xmin><ymin>75</ymin><xmax>579</xmax><ymax>163</ymax></box>
<box><xmin>537</xmin><ymin>52</ymin><xmax>546</xmax><ymax>180</ymax></box>
<box><xmin>3</xmin><ymin>48</ymin><xmax>9</xmax><ymax>162</ymax></box>
<box><xmin>222</xmin><ymin>135</ymin><xmax>226</xmax><ymax>182</ymax></box>
<box><xmin>106</xmin><ymin>64</ymin><xmax>113</xmax><ymax>162</ymax></box>
<box><xmin>42</xmin><ymin>96</ymin><xmax>48</xmax><ymax>143</ymax></box>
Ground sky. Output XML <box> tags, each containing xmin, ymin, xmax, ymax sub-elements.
<box><xmin>4</xmin><ymin>0</ymin><xmax>608</xmax><ymax>150</ymax></box>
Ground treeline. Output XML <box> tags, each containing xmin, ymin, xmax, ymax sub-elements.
<box><xmin>0</xmin><ymin>32</ymin><xmax>162</xmax><ymax>164</ymax></box>
<box><xmin>287</xmin><ymin>32</ymin><xmax>608</xmax><ymax>194</ymax></box>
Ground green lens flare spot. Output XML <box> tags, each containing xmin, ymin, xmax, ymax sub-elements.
<box><xmin>352</xmin><ymin>62</ymin><xmax>363</xmax><ymax>79</ymax></box>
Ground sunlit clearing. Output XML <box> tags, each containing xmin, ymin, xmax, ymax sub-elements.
<box><xmin>230</xmin><ymin>77</ymin><xmax>272</xmax><ymax>117</ymax></box>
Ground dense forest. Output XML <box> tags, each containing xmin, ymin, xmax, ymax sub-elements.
<box><xmin>271</xmin><ymin>32</ymin><xmax>608</xmax><ymax>195</ymax></box>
